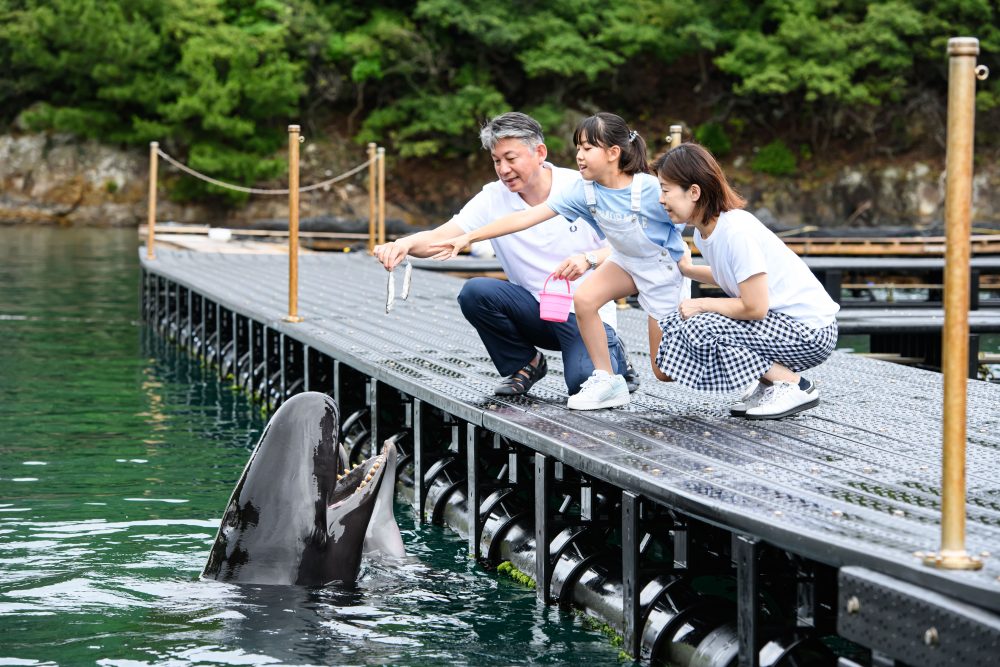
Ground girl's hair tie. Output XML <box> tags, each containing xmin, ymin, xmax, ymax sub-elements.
<box><xmin>628</xmin><ymin>130</ymin><xmax>639</xmax><ymax>143</ymax></box>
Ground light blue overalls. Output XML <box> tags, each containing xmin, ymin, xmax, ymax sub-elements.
<box><xmin>583</xmin><ymin>177</ymin><xmax>690</xmax><ymax>320</ymax></box>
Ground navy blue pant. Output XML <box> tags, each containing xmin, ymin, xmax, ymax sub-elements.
<box><xmin>457</xmin><ymin>277</ymin><xmax>627</xmax><ymax>394</ymax></box>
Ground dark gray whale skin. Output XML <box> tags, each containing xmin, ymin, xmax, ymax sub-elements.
<box><xmin>202</xmin><ymin>391</ymin><xmax>403</xmax><ymax>586</ymax></box>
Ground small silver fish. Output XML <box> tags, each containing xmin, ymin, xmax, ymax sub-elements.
<box><xmin>400</xmin><ymin>261</ymin><xmax>412</xmax><ymax>300</ymax></box>
<box><xmin>385</xmin><ymin>261</ymin><xmax>413</xmax><ymax>314</ymax></box>
<box><xmin>386</xmin><ymin>272</ymin><xmax>395</xmax><ymax>313</ymax></box>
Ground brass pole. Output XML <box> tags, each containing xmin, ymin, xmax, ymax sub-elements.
<box><xmin>285</xmin><ymin>125</ymin><xmax>303</xmax><ymax>323</ymax></box>
<box><xmin>669</xmin><ymin>124</ymin><xmax>683</xmax><ymax>148</ymax></box>
<box><xmin>377</xmin><ymin>146</ymin><xmax>386</xmax><ymax>246</ymax></box>
<box><xmin>147</xmin><ymin>142</ymin><xmax>158</xmax><ymax>260</ymax></box>
<box><xmin>367</xmin><ymin>142</ymin><xmax>377</xmax><ymax>253</ymax></box>
<box><xmin>924</xmin><ymin>37</ymin><xmax>982</xmax><ymax>571</ymax></box>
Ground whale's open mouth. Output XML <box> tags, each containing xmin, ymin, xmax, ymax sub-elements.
<box><xmin>327</xmin><ymin>449</ymin><xmax>388</xmax><ymax>509</ymax></box>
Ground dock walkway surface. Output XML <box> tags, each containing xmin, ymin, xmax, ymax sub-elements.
<box><xmin>141</xmin><ymin>249</ymin><xmax>1000</xmax><ymax>614</ymax></box>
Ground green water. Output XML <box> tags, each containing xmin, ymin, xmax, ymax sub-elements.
<box><xmin>0</xmin><ymin>227</ymin><xmax>621</xmax><ymax>666</ymax></box>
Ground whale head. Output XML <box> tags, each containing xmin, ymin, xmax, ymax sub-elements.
<box><xmin>202</xmin><ymin>391</ymin><xmax>404</xmax><ymax>586</ymax></box>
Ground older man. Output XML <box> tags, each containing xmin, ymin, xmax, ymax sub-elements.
<box><xmin>374</xmin><ymin>112</ymin><xmax>637</xmax><ymax>396</ymax></box>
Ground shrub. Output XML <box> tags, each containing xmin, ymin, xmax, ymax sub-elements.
<box><xmin>751</xmin><ymin>140</ymin><xmax>797</xmax><ymax>176</ymax></box>
<box><xmin>694</xmin><ymin>122</ymin><xmax>731</xmax><ymax>157</ymax></box>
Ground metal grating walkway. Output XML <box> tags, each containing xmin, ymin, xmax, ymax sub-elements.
<box><xmin>141</xmin><ymin>249</ymin><xmax>1000</xmax><ymax>612</ymax></box>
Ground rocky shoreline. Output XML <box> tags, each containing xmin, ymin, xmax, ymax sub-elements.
<box><xmin>3</xmin><ymin>132</ymin><xmax>999</xmax><ymax>234</ymax></box>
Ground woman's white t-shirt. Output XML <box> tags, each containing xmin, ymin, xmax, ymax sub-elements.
<box><xmin>694</xmin><ymin>209</ymin><xmax>839</xmax><ymax>329</ymax></box>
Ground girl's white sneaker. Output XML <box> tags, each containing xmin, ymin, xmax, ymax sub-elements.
<box><xmin>567</xmin><ymin>370</ymin><xmax>630</xmax><ymax>410</ymax></box>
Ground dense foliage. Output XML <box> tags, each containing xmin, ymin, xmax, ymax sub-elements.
<box><xmin>1</xmin><ymin>0</ymin><xmax>997</xmax><ymax>199</ymax></box>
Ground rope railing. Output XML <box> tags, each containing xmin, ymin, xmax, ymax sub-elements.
<box><xmin>155</xmin><ymin>147</ymin><xmax>373</xmax><ymax>195</ymax></box>
<box><xmin>145</xmin><ymin>125</ymin><xmax>389</xmax><ymax>322</ymax></box>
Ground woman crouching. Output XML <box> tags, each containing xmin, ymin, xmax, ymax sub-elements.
<box><xmin>653</xmin><ymin>143</ymin><xmax>839</xmax><ymax>419</ymax></box>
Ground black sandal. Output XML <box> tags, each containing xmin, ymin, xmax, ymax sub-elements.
<box><xmin>494</xmin><ymin>353</ymin><xmax>547</xmax><ymax>396</ymax></box>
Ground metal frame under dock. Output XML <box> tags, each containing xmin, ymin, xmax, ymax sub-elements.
<box><xmin>141</xmin><ymin>249</ymin><xmax>1000</xmax><ymax>667</ymax></box>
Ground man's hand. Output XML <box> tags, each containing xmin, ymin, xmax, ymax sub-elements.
<box><xmin>374</xmin><ymin>239</ymin><xmax>411</xmax><ymax>271</ymax></box>
<box><xmin>427</xmin><ymin>233</ymin><xmax>472</xmax><ymax>260</ymax></box>
<box><xmin>554</xmin><ymin>254</ymin><xmax>589</xmax><ymax>281</ymax></box>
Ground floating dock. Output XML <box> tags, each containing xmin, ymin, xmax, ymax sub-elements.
<box><xmin>141</xmin><ymin>249</ymin><xmax>1000</xmax><ymax>667</ymax></box>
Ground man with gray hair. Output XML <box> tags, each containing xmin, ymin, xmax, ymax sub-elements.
<box><xmin>374</xmin><ymin>111</ymin><xmax>637</xmax><ymax>396</ymax></box>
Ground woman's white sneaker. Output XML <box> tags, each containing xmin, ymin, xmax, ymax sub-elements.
<box><xmin>730</xmin><ymin>380</ymin><xmax>767</xmax><ymax>417</ymax></box>
<box><xmin>567</xmin><ymin>370</ymin><xmax>630</xmax><ymax>410</ymax></box>
<box><xmin>745</xmin><ymin>380</ymin><xmax>819</xmax><ymax>419</ymax></box>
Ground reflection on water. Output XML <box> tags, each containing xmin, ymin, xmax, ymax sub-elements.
<box><xmin>0</xmin><ymin>227</ymin><xmax>617</xmax><ymax>665</ymax></box>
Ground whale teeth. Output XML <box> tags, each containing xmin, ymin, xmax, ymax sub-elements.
<box><xmin>352</xmin><ymin>463</ymin><xmax>359</xmax><ymax>469</ymax></box>
<box><xmin>337</xmin><ymin>474</ymin><xmax>343</xmax><ymax>480</ymax></box>
<box><xmin>372</xmin><ymin>461</ymin><xmax>380</xmax><ymax>470</ymax></box>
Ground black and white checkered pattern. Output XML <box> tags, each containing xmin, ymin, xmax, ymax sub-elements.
<box><xmin>655</xmin><ymin>310</ymin><xmax>838</xmax><ymax>392</ymax></box>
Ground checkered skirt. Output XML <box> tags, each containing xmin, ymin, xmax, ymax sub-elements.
<box><xmin>655</xmin><ymin>310</ymin><xmax>838</xmax><ymax>392</ymax></box>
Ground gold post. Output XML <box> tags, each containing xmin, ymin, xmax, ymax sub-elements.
<box><xmin>285</xmin><ymin>125</ymin><xmax>303</xmax><ymax>323</ymax></box>
<box><xmin>923</xmin><ymin>37</ymin><xmax>982</xmax><ymax>571</ymax></box>
<box><xmin>377</xmin><ymin>146</ymin><xmax>386</xmax><ymax>246</ymax></box>
<box><xmin>669</xmin><ymin>124</ymin><xmax>683</xmax><ymax>148</ymax></box>
<box><xmin>147</xmin><ymin>142</ymin><xmax>158</xmax><ymax>260</ymax></box>
<box><xmin>367</xmin><ymin>142</ymin><xmax>377</xmax><ymax>253</ymax></box>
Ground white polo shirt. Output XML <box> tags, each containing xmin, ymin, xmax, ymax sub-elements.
<box><xmin>451</xmin><ymin>163</ymin><xmax>616</xmax><ymax>326</ymax></box>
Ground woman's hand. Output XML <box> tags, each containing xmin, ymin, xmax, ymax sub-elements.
<box><xmin>427</xmin><ymin>233</ymin><xmax>473</xmax><ymax>260</ymax></box>
<box><xmin>554</xmin><ymin>254</ymin><xmax>589</xmax><ymax>281</ymax></box>
<box><xmin>678</xmin><ymin>298</ymin><xmax>709</xmax><ymax>320</ymax></box>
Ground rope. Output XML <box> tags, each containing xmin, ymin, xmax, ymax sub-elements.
<box><xmin>156</xmin><ymin>148</ymin><xmax>373</xmax><ymax>196</ymax></box>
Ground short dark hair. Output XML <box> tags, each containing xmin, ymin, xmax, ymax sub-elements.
<box><xmin>480</xmin><ymin>112</ymin><xmax>544</xmax><ymax>151</ymax></box>
<box><xmin>572</xmin><ymin>112</ymin><xmax>649</xmax><ymax>175</ymax></box>
<box><xmin>652</xmin><ymin>143</ymin><xmax>746</xmax><ymax>225</ymax></box>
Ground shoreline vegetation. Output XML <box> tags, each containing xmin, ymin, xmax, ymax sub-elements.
<box><xmin>4</xmin><ymin>130</ymin><xmax>1000</xmax><ymax>234</ymax></box>
<box><xmin>1</xmin><ymin>2</ymin><xmax>998</xmax><ymax>230</ymax></box>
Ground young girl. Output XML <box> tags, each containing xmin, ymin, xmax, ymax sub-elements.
<box><xmin>430</xmin><ymin>112</ymin><xmax>689</xmax><ymax>410</ymax></box>
<box><xmin>653</xmin><ymin>143</ymin><xmax>839</xmax><ymax>419</ymax></box>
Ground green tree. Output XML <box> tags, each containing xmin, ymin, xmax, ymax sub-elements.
<box><xmin>336</xmin><ymin>0</ymin><xmax>719</xmax><ymax>155</ymax></box>
<box><xmin>713</xmin><ymin>1</ymin><xmax>925</xmax><ymax>147</ymax></box>
<box><xmin>1</xmin><ymin>0</ymin><xmax>998</xmax><ymax>204</ymax></box>
<box><xmin>0</xmin><ymin>0</ymin><xmax>304</xmax><ymax>203</ymax></box>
